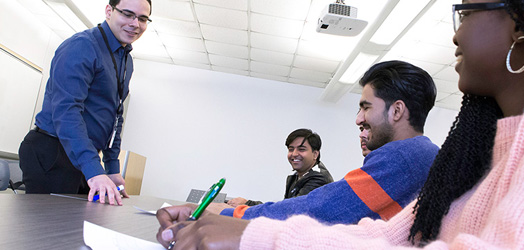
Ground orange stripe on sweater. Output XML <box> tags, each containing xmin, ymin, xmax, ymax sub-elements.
<box><xmin>233</xmin><ymin>205</ymin><xmax>250</xmax><ymax>218</ymax></box>
<box><xmin>344</xmin><ymin>169</ymin><xmax>402</xmax><ymax>220</ymax></box>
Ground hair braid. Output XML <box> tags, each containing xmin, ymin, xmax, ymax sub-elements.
<box><xmin>408</xmin><ymin>95</ymin><xmax>502</xmax><ymax>244</ymax></box>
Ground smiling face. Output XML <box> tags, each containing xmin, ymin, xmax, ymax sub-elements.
<box><xmin>287</xmin><ymin>137</ymin><xmax>319</xmax><ymax>176</ymax></box>
<box><xmin>453</xmin><ymin>0</ymin><xmax>515</xmax><ymax>97</ymax></box>
<box><xmin>359</xmin><ymin>126</ymin><xmax>371</xmax><ymax>157</ymax></box>
<box><xmin>106</xmin><ymin>0</ymin><xmax>151</xmax><ymax>46</ymax></box>
<box><xmin>356</xmin><ymin>84</ymin><xmax>395</xmax><ymax>151</ymax></box>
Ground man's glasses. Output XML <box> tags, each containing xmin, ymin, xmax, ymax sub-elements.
<box><xmin>452</xmin><ymin>2</ymin><xmax>506</xmax><ymax>32</ymax></box>
<box><xmin>113</xmin><ymin>6</ymin><xmax>152</xmax><ymax>24</ymax></box>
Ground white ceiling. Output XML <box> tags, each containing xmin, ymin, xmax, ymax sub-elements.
<box><xmin>18</xmin><ymin>0</ymin><xmax>462</xmax><ymax>110</ymax></box>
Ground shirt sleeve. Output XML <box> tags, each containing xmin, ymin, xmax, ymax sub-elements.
<box><xmin>49</xmin><ymin>37</ymin><xmax>105</xmax><ymax>180</ymax></box>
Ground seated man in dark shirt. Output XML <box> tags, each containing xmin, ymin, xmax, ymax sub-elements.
<box><xmin>227</xmin><ymin>128</ymin><xmax>333</xmax><ymax>207</ymax></box>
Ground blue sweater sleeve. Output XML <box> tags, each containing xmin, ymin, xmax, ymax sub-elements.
<box><xmin>222</xmin><ymin>136</ymin><xmax>438</xmax><ymax>225</ymax></box>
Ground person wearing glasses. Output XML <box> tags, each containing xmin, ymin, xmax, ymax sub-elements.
<box><xmin>154</xmin><ymin>1</ymin><xmax>524</xmax><ymax>248</ymax></box>
<box><xmin>18</xmin><ymin>0</ymin><xmax>152</xmax><ymax>205</ymax></box>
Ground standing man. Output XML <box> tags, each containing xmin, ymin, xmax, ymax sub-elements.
<box><xmin>18</xmin><ymin>0</ymin><xmax>152</xmax><ymax>205</ymax></box>
<box><xmin>227</xmin><ymin>129</ymin><xmax>334</xmax><ymax>207</ymax></box>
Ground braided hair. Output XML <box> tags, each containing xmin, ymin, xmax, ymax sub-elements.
<box><xmin>408</xmin><ymin>1</ymin><xmax>522</xmax><ymax>244</ymax></box>
<box><xmin>408</xmin><ymin>95</ymin><xmax>502</xmax><ymax>244</ymax></box>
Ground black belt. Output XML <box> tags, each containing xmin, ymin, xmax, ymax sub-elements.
<box><xmin>33</xmin><ymin>126</ymin><xmax>58</xmax><ymax>138</ymax></box>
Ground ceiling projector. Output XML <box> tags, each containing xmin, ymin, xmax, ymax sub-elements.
<box><xmin>316</xmin><ymin>3</ymin><xmax>368</xmax><ymax>36</ymax></box>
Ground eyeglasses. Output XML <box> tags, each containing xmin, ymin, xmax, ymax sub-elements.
<box><xmin>112</xmin><ymin>6</ymin><xmax>152</xmax><ymax>25</ymax></box>
<box><xmin>452</xmin><ymin>2</ymin><xmax>506</xmax><ymax>32</ymax></box>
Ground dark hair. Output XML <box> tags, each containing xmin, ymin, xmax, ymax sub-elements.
<box><xmin>109</xmin><ymin>0</ymin><xmax>152</xmax><ymax>14</ymax></box>
<box><xmin>285</xmin><ymin>129</ymin><xmax>322</xmax><ymax>164</ymax></box>
<box><xmin>408</xmin><ymin>95</ymin><xmax>502</xmax><ymax>245</ymax></box>
<box><xmin>359</xmin><ymin>60</ymin><xmax>436</xmax><ymax>133</ymax></box>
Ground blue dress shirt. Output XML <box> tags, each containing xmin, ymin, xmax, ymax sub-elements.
<box><xmin>35</xmin><ymin>21</ymin><xmax>133</xmax><ymax>180</ymax></box>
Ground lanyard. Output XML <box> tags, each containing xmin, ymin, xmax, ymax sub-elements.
<box><xmin>97</xmin><ymin>24</ymin><xmax>128</xmax><ymax>148</ymax></box>
<box><xmin>97</xmin><ymin>24</ymin><xmax>126</xmax><ymax>115</ymax></box>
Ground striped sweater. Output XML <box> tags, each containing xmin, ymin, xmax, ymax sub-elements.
<box><xmin>220</xmin><ymin>136</ymin><xmax>439</xmax><ymax>225</ymax></box>
<box><xmin>240</xmin><ymin>114</ymin><xmax>524</xmax><ymax>249</ymax></box>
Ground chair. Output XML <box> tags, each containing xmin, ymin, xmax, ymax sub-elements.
<box><xmin>1</xmin><ymin>159</ymin><xmax>24</xmax><ymax>193</ymax></box>
<box><xmin>186</xmin><ymin>189</ymin><xmax>227</xmax><ymax>203</ymax></box>
<box><xmin>0</xmin><ymin>160</ymin><xmax>10</xmax><ymax>191</ymax></box>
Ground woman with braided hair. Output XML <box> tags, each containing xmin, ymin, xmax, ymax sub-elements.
<box><xmin>155</xmin><ymin>0</ymin><xmax>524</xmax><ymax>249</ymax></box>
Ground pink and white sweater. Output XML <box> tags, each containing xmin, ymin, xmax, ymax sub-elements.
<box><xmin>241</xmin><ymin>114</ymin><xmax>524</xmax><ymax>250</ymax></box>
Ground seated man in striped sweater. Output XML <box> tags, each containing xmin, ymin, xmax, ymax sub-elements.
<box><xmin>158</xmin><ymin>60</ymin><xmax>439</xmax><ymax>228</ymax></box>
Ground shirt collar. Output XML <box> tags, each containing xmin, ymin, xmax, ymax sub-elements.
<box><xmin>100</xmin><ymin>21</ymin><xmax>133</xmax><ymax>54</ymax></box>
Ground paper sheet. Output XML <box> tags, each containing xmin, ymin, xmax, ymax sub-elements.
<box><xmin>133</xmin><ymin>202</ymin><xmax>172</xmax><ymax>215</ymax></box>
<box><xmin>83</xmin><ymin>221</ymin><xmax>165</xmax><ymax>250</ymax></box>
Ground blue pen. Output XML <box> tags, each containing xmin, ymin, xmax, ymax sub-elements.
<box><xmin>92</xmin><ymin>185</ymin><xmax>124</xmax><ymax>202</ymax></box>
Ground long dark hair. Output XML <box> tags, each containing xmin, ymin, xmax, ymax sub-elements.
<box><xmin>408</xmin><ymin>95</ymin><xmax>502</xmax><ymax>244</ymax></box>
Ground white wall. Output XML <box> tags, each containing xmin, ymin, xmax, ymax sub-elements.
<box><xmin>0</xmin><ymin>1</ymin><xmax>62</xmax><ymax>157</ymax></box>
<box><xmin>121</xmin><ymin>59</ymin><xmax>458</xmax><ymax>202</ymax></box>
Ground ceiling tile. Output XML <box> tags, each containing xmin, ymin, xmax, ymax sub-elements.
<box><xmin>133</xmin><ymin>30</ymin><xmax>164</xmax><ymax>47</ymax></box>
<box><xmin>380</xmin><ymin>55</ymin><xmax>447</xmax><ymax>76</ymax></box>
<box><xmin>288</xmin><ymin>78</ymin><xmax>326</xmax><ymax>88</ymax></box>
<box><xmin>434</xmin><ymin>79</ymin><xmax>459</xmax><ymax>94</ymax></box>
<box><xmin>133</xmin><ymin>54</ymin><xmax>173</xmax><ymax>64</ymax></box>
<box><xmin>209</xmin><ymin>54</ymin><xmax>249</xmax><ymax>70</ymax></box>
<box><xmin>434</xmin><ymin>65</ymin><xmax>459</xmax><ymax>83</ymax></box>
<box><xmin>166</xmin><ymin>48</ymin><xmax>209</xmax><ymax>64</ymax></box>
<box><xmin>152</xmin><ymin>18</ymin><xmax>202</xmax><ymax>38</ymax></box>
<box><xmin>194</xmin><ymin>0</ymin><xmax>247</xmax><ymax>11</ymax></box>
<box><xmin>250</xmin><ymin>13</ymin><xmax>304</xmax><ymax>38</ymax></box>
<box><xmin>205</xmin><ymin>41</ymin><xmax>248</xmax><ymax>59</ymax></box>
<box><xmin>251</xmin><ymin>61</ymin><xmax>291</xmax><ymax>76</ymax></box>
<box><xmin>173</xmin><ymin>61</ymin><xmax>212</xmax><ymax>70</ymax></box>
<box><xmin>150</xmin><ymin>0</ymin><xmax>194</xmax><ymax>21</ymax></box>
<box><xmin>132</xmin><ymin>44</ymin><xmax>170</xmax><ymax>59</ymax></box>
<box><xmin>251</xmin><ymin>0</ymin><xmax>310</xmax><ymax>20</ymax></box>
<box><xmin>201</xmin><ymin>24</ymin><xmax>248</xmax><ymax>45</ymax></box>
<box><xmin>250</xmin><ymin>72</ymin><xmax>289</xmax><ymax>82</ymax></box>
<box><xmin>405</xmin><ymin>19</ymin><xmax>455</xmax><ymax>48</ymax></box>
<box><xmin>296</xmin><ymin>38</ymin><xmax>355</xmax><ymax>61</ymax></box>
<box><xmin>194</xmin><ymin>4</ymin><xmax>247</xmax><ymax>30</ymax></box>
<box><xmin>159</xmin><ymin>33</ymin><xmax>205</xmax><ymax>52</ymax></box>
<box><xmin>435</xmin><ymin>92</ymin><xmax>462</xmax><ymax>110</ymax></box>
<box><xmin>250</xmin><ymin>48</ymin><xmax>294</xmax><ymax>66</ymax></box>
<box><xmin>290</xmin><ymin>68</ymin><xmax>331</xmax><ymax>83</ymax></box>
<box><xmin>250</xmin><ymin>32</ymin><xmax>298</xmax><ymax>54</ymax></box>
<box><xmin>391</xmin><ymin>40</ymin><xmax>456</xmax><ymax>65</ymax></box>
<box><xmin>294</xmin><ymin>55</ymin><xmax>339</xmax><ymax>73</ymax></box>
<box><xmin>212</xmin><ymin>65</ymin><xmax>249</xmax><ymax>75</ymax></box>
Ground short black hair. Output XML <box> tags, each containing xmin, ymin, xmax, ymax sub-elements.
<box><xmin>285</xmin><ymin>129</ymin><xmax>322</xmax><ymax>164</ymax></box>
<box><xmin>109</xmin><ymin>0</ymin><xmax>152</xmax><ymax>15</ymax></box>
<box><xmin>359</xmin><ymin>60</ymin><xmax>436</xmax><ymax>133</ymax></box>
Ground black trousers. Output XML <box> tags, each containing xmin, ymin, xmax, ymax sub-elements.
<box><xmin>18</xmin><ymin>129</ymin><xmax>89</xmax><ymax>194</ymax></box>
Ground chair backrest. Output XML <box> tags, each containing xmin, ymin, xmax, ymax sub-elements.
<box><xmin>186</xmin><ymin>189</ymin><xmax>227</xmax><ymax>203</ymax></box>
<box><xmin>0</xmin><ymin>160</ymin><xmax>10</xmax><ymax>191</ymax></box>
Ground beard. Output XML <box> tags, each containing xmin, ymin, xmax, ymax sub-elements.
<box><xmin>366</xmin><ymin>118</ymin><xmax>394</xmax><ymax>151</ymax></box>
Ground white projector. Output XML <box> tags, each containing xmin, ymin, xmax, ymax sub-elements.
<box><xmin>316</xmin><ymin>3</ymin><xmax>368</xmax><ymax>36</ymax></box>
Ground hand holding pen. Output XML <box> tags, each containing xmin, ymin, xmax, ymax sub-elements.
<box><xmin>156</xmin><ymin>178</ymin><xmax>226</xmax><ymax>249</ymax></box>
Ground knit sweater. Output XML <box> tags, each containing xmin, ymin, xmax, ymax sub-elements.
<box><xmin>222</xmin><ymin>136</ymin><xmax>439</xmax><ymax>225</ymax></box>
<box><xmin>240</xmin><ymin>114</ymin><xmax>524</xmax><ymax>250</ymax></box>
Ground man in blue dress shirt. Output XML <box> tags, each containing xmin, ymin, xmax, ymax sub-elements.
<box><xmin>18</xmin><ymin>0</ymin><xmax>152</xmax><ymax>205</ymax></box>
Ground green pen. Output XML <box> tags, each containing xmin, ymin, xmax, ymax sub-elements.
<box><xmin>167</xmin><ymin>178</ymin><xmax>226</xmax><ymax>249</ymax></box>
<box><xmin>188</xmin><ymin>178</ymin><xmax>226</xmax><ymax>221</ymax></box>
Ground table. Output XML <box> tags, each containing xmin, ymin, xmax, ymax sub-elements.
<box><xmin>0</xmin><ymin>194</ymin><xmax>184</xmax><ymax>249</ymax></box>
